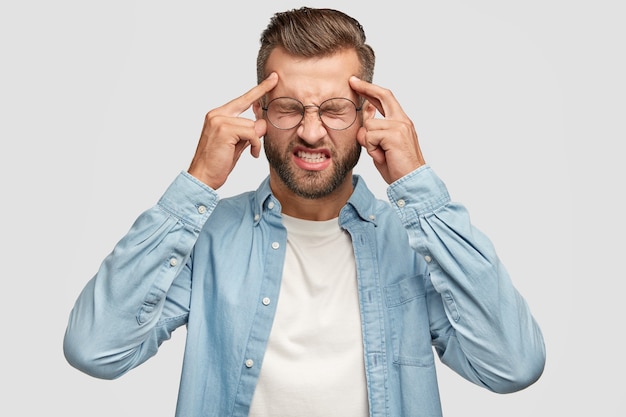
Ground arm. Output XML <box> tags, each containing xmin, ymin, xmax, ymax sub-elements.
<box><xmin>388</xmin><ymin>166</ymin><xmax>545</xmax><ymax>393</ymax></box>
<box><xmin>64</xmin><ymin>74</ymin><xmax>279</xmax><ymax>379</ymax></box>
<box><xmin>350</xmin><ymin>77</ymin><xmax>545</xmax><ymax>392</ymax></box>
<box><xmin>63</xmin><ymin>173</ymin><xmax>217</xmax><ymax>379</ymax></box>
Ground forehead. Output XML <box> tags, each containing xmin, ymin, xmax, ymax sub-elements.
<box><xmin>265</xmin><ymin>47</ymin><xmax>361</xmax><ymax>101</ymax></box>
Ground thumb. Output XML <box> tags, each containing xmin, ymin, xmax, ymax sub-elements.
<box><xmin>254</xmin><ymin>119</ymin><xmax>267</xmax><ymax>138</ymax></box>
<box><xmin>357</xmin><ymin>126</ymin><xmax>378</xmax><ymax>154</ymax></box>
<box><xmin>356</xmin><ymin>126</ymin><xmax>368</xmax><ymax>148</ymax></box>
<box><xmin>250</xmin><ymin>119</ymin><xmax>267</xmax><ymax>158</ymax></box>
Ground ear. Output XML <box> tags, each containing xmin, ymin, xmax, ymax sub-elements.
<box><xmin>362</xmin><ymin>99</ymin><xmax>377</xmax><ymax>120</ymax></box>
<box><xmin>253</xmin><ymin>100</ymin><xmax>264</xmax><ymax>120</ymax></box>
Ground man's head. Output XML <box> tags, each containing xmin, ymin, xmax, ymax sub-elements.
<box><xmin>252</xmin><ymin>8</ymin><xmax>377</xmax><ymax>214</ymax></box>
<box><xmin>256</xmin><ymin>7</ymin><xmax>375</xmax><ymax>84</ymax></box>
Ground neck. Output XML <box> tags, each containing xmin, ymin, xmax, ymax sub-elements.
<box><xmin>269</xmin><ymin>173</ymin><xmax>354</xmax><ymax>221</ymax></box>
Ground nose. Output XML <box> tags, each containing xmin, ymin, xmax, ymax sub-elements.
<box><xmin>297</xmin><ymin>106</ymin><xmax>327</xmax><ymax>144</ymax></box>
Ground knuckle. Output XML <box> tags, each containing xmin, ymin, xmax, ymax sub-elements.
<box><xmin>205</xmin><ymin>109</ymin><xmax>219</xmax><ymax>121</ymax></box>
<box><xmin>380</xmin><ymin>87</ymin><xmax>394</xmax><ymax>98</ymax></box>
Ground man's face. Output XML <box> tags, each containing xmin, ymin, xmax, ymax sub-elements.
<box><xmin>254</xmin><ymin>47</ymin><xmax>366</xmax><ymax>200</ymax></box>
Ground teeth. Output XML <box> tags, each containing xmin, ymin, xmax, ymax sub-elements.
<box><xmin>297</xmin><ymin>150</ymin><xmax>327</xmax><ymax>163</ymax></box>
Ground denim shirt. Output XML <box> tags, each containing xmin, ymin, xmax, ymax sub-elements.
<box><xmin>64</xmin><ymin>165</ymin><xmax>545</xmax><ymax>417</ymax></box>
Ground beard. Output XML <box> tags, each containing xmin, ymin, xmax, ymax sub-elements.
<box><xmin>264</xmin><ymin>136</ymin><xmax>362</xmax><ymax>199</ymax></box>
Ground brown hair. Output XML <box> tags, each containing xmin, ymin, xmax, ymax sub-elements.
<box><xmin>256</xmin><ymin>7</ymin><xmax>375</xmax><ymax>84</ymax></box>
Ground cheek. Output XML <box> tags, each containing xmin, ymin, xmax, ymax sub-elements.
<box><xmin>329</xmin><ymin>130</ymin><xmax>359</xmax><ymax>152</ymax></box>
<box><xmin>264</xmin><ymin>131</ymin><xmax>292</xmax><ymax>154</ymax></box>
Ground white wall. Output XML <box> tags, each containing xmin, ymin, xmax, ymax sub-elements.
<box><xmin>1</xmin><ymin>0</ymin><xmax>622</xmax><ymax>415</ymax></box>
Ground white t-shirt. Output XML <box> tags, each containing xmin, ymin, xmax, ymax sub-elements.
<box><xmin>249</xmin><ymin>214</ymin><xmax>369</xmax><ymax>417</ymax></box>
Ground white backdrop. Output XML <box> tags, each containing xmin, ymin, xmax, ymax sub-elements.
<box><xmin>1</xmin><ymin>0</ymin><xmax>623</xmax><ymax>415</ymax></box>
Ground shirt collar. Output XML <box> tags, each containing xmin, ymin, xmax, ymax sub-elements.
<box><xmin>252</xmin><ymin>175</ymin><xmax>379</xmax><ymax>226</ymax></box>
<box><xmin>343</xmin><ymin>175</ymin><xmax>379</xmax><ymax>226</ymax></box>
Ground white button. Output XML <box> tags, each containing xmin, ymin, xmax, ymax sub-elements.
<box><xmin>268</xmin><ymin>201</ymin><xmax>275</xmax><ymax>209</ymax></box>
<box><xmin>262</xmin><ymin>297</ymin><xmax>271</xmax><ymax>306</ymax></box>
<box><xmin>397</xmin><ymin>199</ymin><xmax>406</xmax><ymax>208</ymax></box>
<box><xmin>245</xmin><ymin>359</ymin><xmax>254</xmax><ymax>368</ymax></box>
<box><xmin>254</xmin><ymin>214</ymin><xmax>260</xmax><ymax>221</ymax></box>
<box><xmin>169</xmin><ymin>258</ymin><xmax>178</xmax><ymax>267</ymax></box>
<box><xmin>271</xmin><ymin>242</ymin><xmax>280</xmax><ymax>250</ymax></box>
<box><xmin>368</xmin><ymin>214</ymin><xmax>376</xmax><ymax>220</ymax></box>
<box><xmin>198</xmin><ymin>205</ymin><xmax>207</xmax><ymax>214</ymax></box>
<box><xmin>424</xmin><ymin>255</ymin><xmax>432</xmax><ymax>263</ymax></box>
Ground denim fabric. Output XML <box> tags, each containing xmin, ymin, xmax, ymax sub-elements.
<box><xmin>64</xmin><ymin>165</ymin><xmax>545</xmax><ymax>417</ymax></box>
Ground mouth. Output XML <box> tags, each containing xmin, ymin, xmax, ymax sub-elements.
<box><xmin>296</xmin><ymin>150</ymin><xmax>329</xmax><ymax>163</ymax></box>
<box><xmin>293</xmin><ymin>147</ymin><xmax>332</xmax><ymax>171</ymax></box>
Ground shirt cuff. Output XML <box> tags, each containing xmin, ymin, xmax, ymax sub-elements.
<box><xmin>157</xmin><ymin>171</ymin><xmax>220</xmax><ymax>231</ymax></box>
<box><xmin>386</xmin><ymin>165</ymin><xmax>451</xmax><ymax>226</ymax></box>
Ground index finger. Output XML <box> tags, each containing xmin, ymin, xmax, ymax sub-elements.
<box><xmin>349</xmin><ymin>76</ymin><xmax>407</xmax><ymax>119</ymax></box>
<box><xmin>223</xmin><ymin>72</ymin><xmax>279</xmax><ymax>116</ymax></box>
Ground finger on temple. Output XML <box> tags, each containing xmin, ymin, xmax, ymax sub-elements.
<box><xmin>225</xmin><ymin>72</ymin><xmax>279</xmax><ymax>116</ymax></box>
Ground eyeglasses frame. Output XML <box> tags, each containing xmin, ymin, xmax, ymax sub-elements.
<box><xmin>262</xmin><ymin>96</ymin><xmax>363</xmax><ymax>131</ymax></box>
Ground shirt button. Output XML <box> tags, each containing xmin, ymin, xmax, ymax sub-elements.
<box><xmin>368</xmin><ymin>214</ymin><xmax>376</xmax><ymax>221</ymax></box>
<box><xmin>271</xmin><ymin>242</ymin><xmax>280</xmax><ymax>250</ymax></box>
<box><xmin>268</xmin><ymin>201</ymin><xmax>275</xmax><ymax>209</ymax></box>
<box><xmin>262</xmin><ymin>297</ymin><xmax>271</xmax><ymax>306</ymax></box>
<box><xmin>169</xmin><ymin>258</ymin><xmax>178</xmax><ymax>267</ymax></box>
<box><xmin>397</xmin><ymin>199</ymin><xmax>406</xmax><ymax>208</ymax></box>
<box><xmin>424</xmin><ymin>255</ymin><xmax>432</xmax><ymax>263</ymax></box>
<box><xmin>254</xmin><ymin>214</ymin><xmax>260</xmax><ymax>221</ymax></box>
<box><xmin>197</xmin><ymin>205</ymin><xmax>207</xmax><ymax>214</ymax></box>
<box><xmin>245</xmin><ymin>359</ymin><xmax>254</xmax><ymax>368</ymax></box>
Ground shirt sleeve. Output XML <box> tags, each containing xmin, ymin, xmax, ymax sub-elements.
<box><xmin>63</xmin><ymin>171</ymin><xmax>218</xmax><ymax>380</ymax></box>
<box><xmin>387</xmin><ymin>165</ymin><xmax>546</xmax><ymax>393</ymax></box>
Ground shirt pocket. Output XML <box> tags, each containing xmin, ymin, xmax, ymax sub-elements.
<box><xmin>384</xmin><ymin>275</ymin><xmax>435</xmax><ymax>367</ymax></box>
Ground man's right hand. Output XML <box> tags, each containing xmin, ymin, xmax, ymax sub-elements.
<box><xmin>188</xmin><ymin>72</ymin><xmax>278</xmax><ymax>189</ymax></box>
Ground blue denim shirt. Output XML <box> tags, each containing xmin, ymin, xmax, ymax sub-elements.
<box><xmin>64</xmin><ymin>165</ymin><xmax>545</xmax><ymax>417</ymax></box>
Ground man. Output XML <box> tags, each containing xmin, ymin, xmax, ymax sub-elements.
<box><xmin>64</xmin><ymin>7</ymin><xmax>545</xmax><ymax>417</ymax></box>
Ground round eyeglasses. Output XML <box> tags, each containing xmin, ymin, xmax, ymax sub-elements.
<box><xmin>262</xmin><ymin>97</ymin><xmax>362</xmax><ymax>131</ymax></box>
